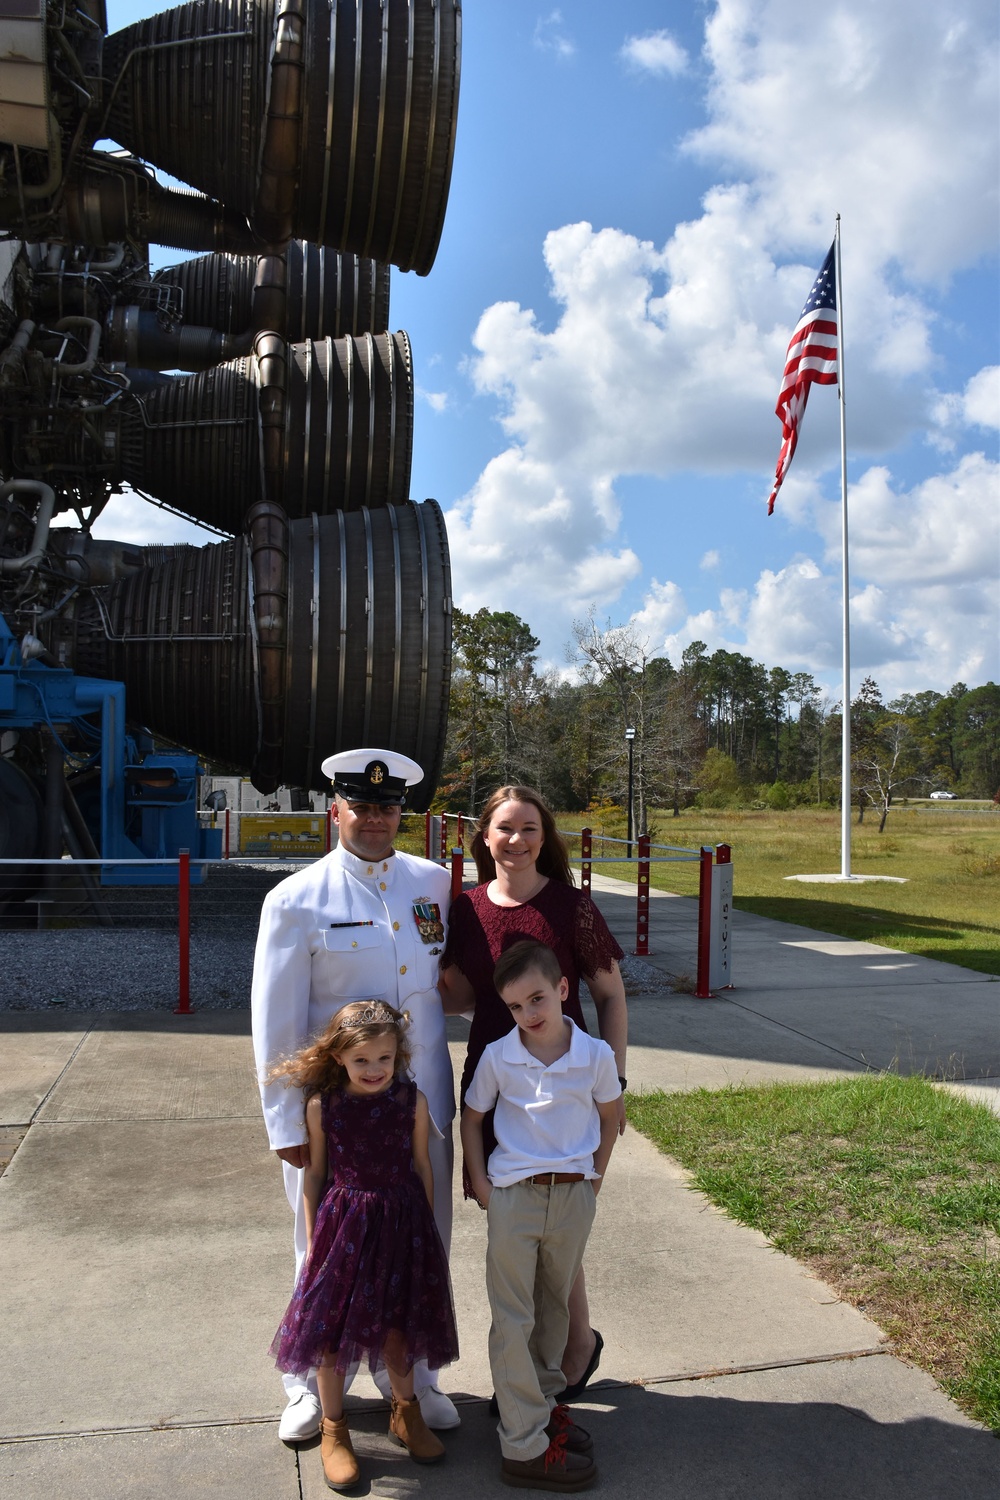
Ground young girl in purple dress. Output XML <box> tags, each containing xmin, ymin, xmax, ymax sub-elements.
<box><xmin>268</xmin><ymin>1001</ymin><xmax>459</xmax><ymax>1491</ymax></box>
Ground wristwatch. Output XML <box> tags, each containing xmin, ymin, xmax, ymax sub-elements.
<box><xmin>618</xmin><ymin>1074</ymin><xmax>628</xmax><ymax>1091</ymax></box>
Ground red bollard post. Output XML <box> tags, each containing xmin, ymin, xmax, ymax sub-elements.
<box><xmin>450</xmin><ymin>845</ymin><xmax>464</xmax><ymax>901</ymax></box>
<box><xmin>425</xmin><ymin>810</ymin><xmax>432</xmax><ymax>860</ymax></box>
<box><xmin>580</xmin><ymin>827</ymin><xmax>592</xmax><ymax>895</ymax></box>
<box><xmin>325</xmin><ymin>805</ymin><xmax>334</xmax><ymax>853</ymax></box>
<box><xmin>634</xmin><ymin>833</ymin><xmax>650</xmax><ymax>955</ymax></box>
<box><xmin>694</xmin><ymin>846</ymin><xmax>714</xmax><ymax>998</ymax></box>
<box><xmin>175</xmin><ymin>849</ymin><xmax>194</xmax><ymax>1015</ymax></box>
<box><xmin>224</xmin><ymin>808</ymin><xmax>230</xmax><ymax>860</ymax></box>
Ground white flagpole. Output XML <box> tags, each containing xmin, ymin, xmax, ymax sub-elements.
<box><xmin>835</xmin><ymin>215</ymin><xmax>851</xmax><ymax>878</ymax></box>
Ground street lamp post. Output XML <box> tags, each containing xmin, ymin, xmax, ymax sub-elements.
<box><xmin>625</xmin><ymin>726</ymin><xmax>636</xmax><ymax>859</ymax></box>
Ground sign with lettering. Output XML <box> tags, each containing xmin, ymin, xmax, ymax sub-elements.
<box><xmin>709</xmin><ymin>859</ymin><xmax>733</xmax><ymax>990</ymax></box>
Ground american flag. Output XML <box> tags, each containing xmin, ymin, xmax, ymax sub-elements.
<box><xmin>767</xmin><ymin>243</ymin><xmax>839</xmax><ymax>514</ymax></box>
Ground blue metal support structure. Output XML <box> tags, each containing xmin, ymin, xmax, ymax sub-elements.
<box><xmin>0</xmin><ymin>614</ymin><xmax>220</xmax><ymax>884</ymax></box>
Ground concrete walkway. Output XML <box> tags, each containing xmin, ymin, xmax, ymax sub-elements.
<box><xmin>1</xmin><ymin>879</ymin><xmax>998</xmax><ymax>1498</ymax></box>
<box><xmin>586</xmin><ymin>870</ymin><xmax>1000</xmax><ymax>1108</ymax></box>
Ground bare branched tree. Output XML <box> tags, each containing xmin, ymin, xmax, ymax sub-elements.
<box><xmin>570</xmin><ymin>609</ymin><xmax>666</xmax><ymax>835</ymax></box>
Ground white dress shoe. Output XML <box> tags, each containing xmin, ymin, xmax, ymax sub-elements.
<box><xmin>278</xmin><ymin>1389</ymin><xmax>322</xmax><ymax>1443</ymax></box>
<box><xmin>370</xmin><ymin>1366</ymin><xmax>460</xmax><ymax>1430</ymax></box>
<box><xmin>415</xmin><ymin>1383</ymin><xmax>461</xmax><ymax>1430</ymax></box>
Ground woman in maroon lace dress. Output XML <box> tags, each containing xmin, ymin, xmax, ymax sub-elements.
<box><xmin>439</xmin><ymin>786</ymin><xmax>628</xmax><ymax>1399</ymax></box>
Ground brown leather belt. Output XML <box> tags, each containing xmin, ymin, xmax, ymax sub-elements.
<box><xmin>527</xmin><ymin>1172</ymin><xmax>586</xmax><ymax>1186</ymax></box>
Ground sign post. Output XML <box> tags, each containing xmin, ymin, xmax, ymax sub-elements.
<box><xmin>695</xmin><ymin>844</ymin><xmax>734</xmax><ymax>996</ymax></box>
<box><xmin>709</xmin><ymin>844</ymin><xmax>733</xmax><ymax>991</ymax></box>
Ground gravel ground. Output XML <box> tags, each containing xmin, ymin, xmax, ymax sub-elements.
<box><xmin>1</xmin><ymin>940</ymin><xmax>673</xmax><ymax>1011</ymax></box>
<box><xmin>2</xmin><ymin>930</ymin><xmax>257</xmax><ymax>1010</ymax></box>
<box><xmin>618</xmin><ymin>954</ymin><xmax>674</xmax><ymax>995</ymax></box>
<box><xmin>1</xmin><ymin>862</ymin><xmax>673</xmax><ymax>1012</ymax></box>
<box><xmin>0</xmin><ymin>861</ymin><xmax>287</xmax><ymax>1011</ymax></box>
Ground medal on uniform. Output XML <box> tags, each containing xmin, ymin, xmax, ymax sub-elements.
<box><xmin>412</xmin><ymin>899</ymin><xmax>444</xmax><ymax>945</ymax></box>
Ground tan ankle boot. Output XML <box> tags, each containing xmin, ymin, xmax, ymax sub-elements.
<box><xmin>388</xmin><ymin>1396</ymin><xmax>446</xmax><ymax>1464</ymax></box>
<box><xmin>320</xmin><ymin>1415</ymin><xmax>360</xmax><ymax>1490</ymax></box>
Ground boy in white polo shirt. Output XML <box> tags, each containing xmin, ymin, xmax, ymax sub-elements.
<box><xmin>461</xmin><ymin>940</ymin><xmax>621</xmax><ymax>1492</ymax></box>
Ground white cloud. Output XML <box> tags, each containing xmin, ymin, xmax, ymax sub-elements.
<box><xmin>468</xmin><ymin>217</ymin><xmax>794</xmax><ymax>476</ymax></box>
<box><xmin>929</xmin><ymin>365</ymin><xmax>1000</xmax><ymax>448</ymax></box>
<box><xmin>645</xmin><ymin>453</ymin><xmax>1000</xmax><ymax>694</ymax></box>
<box><xmin>963</xmin><ymin>366</ymin><xmax>1000</xmax><ymax>430</ymax></box>
<box><xmin>628</xmin><ymin>579</ymin><xmax>688</xmax><ymax>642</ymax></box>
<box><xmin>533</xmin><ymin>10</ymin><xmax>575</xmax><ymax>60</ymax></box>
<box><xmin>450</xmin><ymin>207</ymin><xmax>926</xmax><ymax>590</ymax></box>
<box><xmin>418</xmin><ymin>387</ymin><xmax>450</xmax><ymax>414</ymax></box>
<box><xmin>444</xmin><ymin>447</ymin><xmax>640</xmax><ymax>646</ymax></box>
<box><xmin>687</xmin><ymin>0</ymin><xmax>999</xmax><ymax>281</ymax></box>
<box><xmin>621</xmin><ymin>30</ymin><xmax>688</xmax><ymax>77</ymax></box>
<box><xmin>450</xmin><ymin>0</ymin><xmax>998</xmax><ymax>691</ymax></box>
<box><xmin>700</xmin><ymin>549</ymin><xmax>721</xmax><ymax>570</ymax></box>
<box><xmin>814</xmin><ymin>454</ymin><xmax>999</xmax><ymax>588</ymax></box>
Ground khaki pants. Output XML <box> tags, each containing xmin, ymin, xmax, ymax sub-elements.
<box><xmin>485</xmin><ymin>1180</ymin><xmax>597</xmax><ymax>1461</ymax></box>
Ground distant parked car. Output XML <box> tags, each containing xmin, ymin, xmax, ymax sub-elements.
<box><xmin>929</xmin><ymin>790</ymin><xmax>958</xmax><ymax>799</ymax></box>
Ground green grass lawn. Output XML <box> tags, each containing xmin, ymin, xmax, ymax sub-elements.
<box><xmin>557</xmin><ymin>806</ymin><xmax>1000</xmax><ymax>975</ymax></box>
<box><xmin>627</xmin><ymin>1074</ymin><xmax>1000</xmax><ymax>1432</ymax></box>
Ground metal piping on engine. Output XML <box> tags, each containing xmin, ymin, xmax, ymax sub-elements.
<box><xmin>0</xmin><ymin>320</ymin><xmax>36</xmax><ymax>385</ymax></box>
<box><xmin>103</xmin><ymin>306</ymin><xmax>253</xmax><ymax>371</ymax></box>
<box><xmin>18</xmin><ymin>126</ymin><xmax>62</xmax><ymax>201</ymax></box>
<box><xmin>143</xmin><ymin>181</ymin><xmax>259</xmax><ymax>256</ymax></box>
<box><xmin>251</xmin><ymin>254</ymin><xmax>287</xmax><ymax>340</ymax></box>
<box><xmin>0</xmin><ymin>480</ymin><xmax>57</xmax><ymax>574</ymax></box>
<box><xmin>74</xmin><ymin>244</ymin><xmax>126</xmax><ymax>273</ymax></box>
<box><xmin>254</xmin><ymin>331</ymin><xmax>288</xmax><ymax>507</ymax></box>
<box><xmin>246</xmin><ymin>500</ymin><xmax>289</xmax><ymax>792</ymax></box>
<box><xmin>254</xmin><ymin>0</ymin><xmax>306</xmax><ymax>246</ymax></box>
<box><xmin>52</xmin><ymin>158</ymin><xmax>258</xmax><ymax>255</ymax></box>
<box><xmin>44</xmin><ymin>316</ymin><xmax>102</xmax><ymax>377</ymax></box>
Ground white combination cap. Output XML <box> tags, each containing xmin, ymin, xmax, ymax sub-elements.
<box><xmin>320</xmin><ymin>747</ymin><xmax>424</xmax><ymax>804</ymax></box>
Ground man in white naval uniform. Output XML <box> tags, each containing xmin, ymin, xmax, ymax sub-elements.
<box><xmin>252</xmin><ymin>748</ymin><xmax>458</xmax><ymax>1443</ymax></box>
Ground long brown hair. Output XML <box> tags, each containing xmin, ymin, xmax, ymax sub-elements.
<box><xmin>266</xmin><ymin>1000</ymin><xmax>412</xmax><ymax>1098</ymax></box>
<box><xmin>470</xmin><ymin>785</ymin><xmax>574</xmax><ymax>886</ymax></box>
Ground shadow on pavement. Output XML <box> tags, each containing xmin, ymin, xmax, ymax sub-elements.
<box><xmin>285</xmin><ymin>1382</ymin><xmax>1000</xmax><ymax>1499</ymax></box>
<box><xmin>736</xmin><ymin>895</ymin><xmax>999</xmax><ymax>972</ymax></box>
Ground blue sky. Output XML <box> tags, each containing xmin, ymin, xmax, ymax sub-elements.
<box><xmin>100</xmin><ymin>0</ymin><xmax>1000</xmax><ymax>700</ymax></box>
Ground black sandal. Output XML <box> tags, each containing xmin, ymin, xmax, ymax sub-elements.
<box><xmin>554</xmin><ymin>1328</ymin><xmax>604</xmax><ymax>1403</ymax></box>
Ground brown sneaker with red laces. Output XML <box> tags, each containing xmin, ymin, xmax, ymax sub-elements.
<box><xmin>545</xmin><ymin>1404</ymin><xmax>594</xmax><ymax>1455</ymax></box>
<box><xmin>500</xmin><ymin>1432</ymin><xmax>597</xmax><ymax>1490</ymax></box>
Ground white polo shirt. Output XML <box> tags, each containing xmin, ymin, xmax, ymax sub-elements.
<box><xmin>465</xmin><ymin>1019</ymin><xmax>621</xmax><ymax>1187</ymax></box>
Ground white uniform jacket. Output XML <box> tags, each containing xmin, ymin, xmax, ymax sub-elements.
<box><xmin>251</xmin><ymin>843</ymin><xmax>454</xmax><ymax>1149</ymax></box>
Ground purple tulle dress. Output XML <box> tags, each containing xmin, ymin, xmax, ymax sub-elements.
<box><xmin>270</xmin><ymin>1078</ymin><xmax>459</xmax><ymax>1379</ymax></box>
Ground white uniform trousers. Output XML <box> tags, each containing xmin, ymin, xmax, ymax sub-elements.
<box><xmin>279</xmin><ymin>1123</ymin><xmax>454</xmax><ymax>1399</ymax></box>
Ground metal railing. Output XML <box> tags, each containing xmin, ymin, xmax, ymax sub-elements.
<box><xmin>558</xmin><ymin>828</ymin><xmax>701</xmax><ymax>958</ymax></box>
<box><xmin>3</xmin><ymin>827</ymin><xmax>734</xmax><ymax>1010</ymax></box>
<box><xmin>423</xmin><ymin>818</ymin><xmax>731</xmax><ymax>988</ymax></box>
